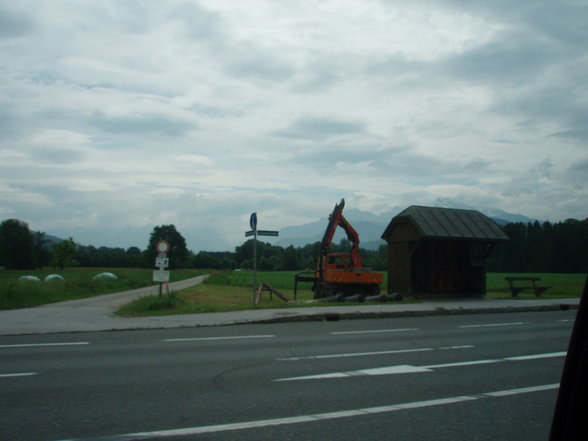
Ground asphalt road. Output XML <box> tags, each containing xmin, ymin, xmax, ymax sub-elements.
<box><xmin>0</xmin><ymin>309</ymin><xmax>576</xmax><ymax>441</ymax></box>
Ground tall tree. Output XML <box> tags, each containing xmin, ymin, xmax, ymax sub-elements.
<box><xmin>31</xmin><ymin>231</ymin><xmax>52</xmax><ymax>269</ymax></box>
<box><xmin>147</xmin><ymin>225</ymin><xmax>188</xmax><ymax>269</ymax></box>
<box><xmin>50</xmin><ymin>237</ymin><xmax>79</xmax><ymax>270</ymax></box>
<box><xmin>281</xmin><ymin>245</ymin><xmax>300</xmax><ymax>270</ymax></box>
<box><xmin>0</xmin><ymin>219</ymin><xmax>34</xmax><ymax>270</ymax></box>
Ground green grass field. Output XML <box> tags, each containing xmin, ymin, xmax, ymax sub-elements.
<box><xmin>205</xmin><ymin>270</ymin><xmax>586</xmax><ymax>299</ymax></box>
<box><xmin>0</xmin><ymin>268</ymin><xmax>207</xmax><ymax>310</ymax></box>
<box><xmin>119</xmin><ymin>270</ymin><xmax>586</xmax><ymax>316</ymax></box>
<box><xmin>2</xmin><ymin>268</ymin><xmax>585</xmax><ymax>313</ymax></box>
<box><xmin>486</xmin><ymin>273</ymin><xmax>586</xmax><ymax>299</ymax></box>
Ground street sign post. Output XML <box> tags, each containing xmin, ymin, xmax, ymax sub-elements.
<box><xmin>153</xmin><ymin>241</ymin><xmax>171</xmax><ymax>297</ymax></box>
<box><xmin>245</xmin><ymin>213</ymin><xmax>279</xmax><ymax>307</ymax></box>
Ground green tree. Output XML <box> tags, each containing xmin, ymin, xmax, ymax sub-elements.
<box><xmin>50</xmin><ymin>237</ymin><xmax>79</xmax><ymax>270</ymax></box>
<box><xmin>281</xmin><ymin>245</ymin><xmax>300</xmax><ymax>270</ymax></box>
<box><xmin>147</xmin><ymin>225</ymin><xmax>189</xmax><ymax>269</ymax></box>
<box><xmin>0</xmin><ymin>219</ymin><xmax>35</xmax><ymax>270</ymax></box>
<box><xmin>234</xmin><ymin>239</ymin><xmax>255</xmax><ymax>267</ymax></box>
<box><xmin>31</xmin><ymin>232</ymin><xmax>51</xmax><ymax>269</ymax></box>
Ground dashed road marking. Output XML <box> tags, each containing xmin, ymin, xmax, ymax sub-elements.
<box><xmin>459</xmin><ymin>322</ymin><xmax>525</xmax><ymax>328</ymax></box>
<box><xmin>277</xmin><ymin>345</ymin><xmax>474</xmax><ymax>361</ymax></box>
<box><xmin>330</xmin><ymin>328</ymin><xmax>419</xmax><ymax>335</ymax></box>
<box><xmin>164</xmin><ymin>335</ymin><xmax>275</xmax><ymax>342</ymax></box>
<box><xmin>0</xmin><ymin>372</ymin><xmax>37</xmax><ymax>378</ymax></box>
<box><xmin>0</xmin><ymin>342</ymin><xmax>89</xmax><ymax>349</ymax></box>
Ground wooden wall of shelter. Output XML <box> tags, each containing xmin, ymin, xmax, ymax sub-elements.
<box><xmin>381</xmin><ymin>206</ymin><xmax>508</xmax><ymax>298</ymax></box>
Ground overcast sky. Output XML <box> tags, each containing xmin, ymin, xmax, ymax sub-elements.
<box><xmin>1</xmin><ymin>0</ymin><xmax>587</xmax><ymax>251</ymax></box>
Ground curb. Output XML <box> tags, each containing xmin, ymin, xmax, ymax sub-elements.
<box><xmin>247</xmin><ymin>303</ymin><xmax>578</xmax><ymax>325</ymax></box>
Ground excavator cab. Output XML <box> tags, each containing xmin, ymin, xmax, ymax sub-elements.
<box><xmin>327</xmin><ymin>254</ymin><xmax>351</xmax><ymax>269</ymax></box>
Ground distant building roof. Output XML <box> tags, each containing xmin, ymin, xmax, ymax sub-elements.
<box><xmin>382</xmin><ymin>206</ymin><xmax>509</xmax><ymax>242</ymax></box>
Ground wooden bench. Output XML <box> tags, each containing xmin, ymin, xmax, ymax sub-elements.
<box><xmin>505</xmin><ymin>277</ymin><xmax>551</xmax><ymax>297</ymax></box>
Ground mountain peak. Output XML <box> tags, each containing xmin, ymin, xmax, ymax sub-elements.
<box><xmin>277</xmin><ymin>199</ymin><xmax>538</xmax><ymax>250</ymax></box>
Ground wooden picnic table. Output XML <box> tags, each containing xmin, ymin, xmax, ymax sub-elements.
<box><xmin>504</xmin><ymin>276</ymin><xmax>551</xmax><ymax>297</ymax></box>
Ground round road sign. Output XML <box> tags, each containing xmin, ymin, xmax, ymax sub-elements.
<box><xmin>155</xmin><ymin>240</ymin><xmax>170</xmax><ymax>254</ymax></box>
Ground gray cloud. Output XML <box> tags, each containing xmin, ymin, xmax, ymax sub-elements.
<box><xmin>171</xmin><ymin>1</ymin><xmax>224</xmax><ymax>42</ymax></box>
<box><xmin>273</xmin><ymin>117</ymin><xmax>366</xmax><ymax>141</ymax></box>
<box><xmin>563</xmin><ymin>157</ymin><xmax>588</xmax><ymax>189</ymax></box>
<box><xmin>34</xmin><ymin>148</ymin><xmax>86</xmax><ymax>165</ymax></box>
<box><xmin>501</xmin><ymin>158</ymin><xmax>554</xmax><ymax>197</ymax></box>
<box><xmin>443</xmin><ymin>34</ymin><xmax>558</xmax><ymax>87</ymax></box>
<box><xmin>90</xmin><ymin>111</ymin><xmax>196</xmax><ymax>136</ymax></box>
<box><xmin>225</xmin><ymin>49</ymin><xmax>295</xmax><ymax>82</ymax></box>
<box><xmin>0</xmin><ymin>5</ymin><xmax>34</xmax><ymax>38</ymax></box>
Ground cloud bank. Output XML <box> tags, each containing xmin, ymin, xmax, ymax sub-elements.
<box><xmin>0</xmin><ymin>0</ymin><xmax>586</xmax><ymax>250</ymax></box>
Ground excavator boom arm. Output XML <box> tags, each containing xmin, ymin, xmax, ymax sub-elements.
<box><xmin>320</xmin><ymin>199</ymin><xmax>362</xmax><ymax>267</ymax></box>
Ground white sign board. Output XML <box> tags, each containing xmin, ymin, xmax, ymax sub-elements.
<box><xmin>155</xmin><ymin>257</ymin><xmax>169</xmax><ymax>268</ymax></box>
<box><xmin>153</xmin><ymin>269</ymin><xmax>170</xmax><ymax>283</ymax></box>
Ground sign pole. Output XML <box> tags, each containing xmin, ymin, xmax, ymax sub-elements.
<box><xmin>253</xmin><ymin>228</ymin><xmax>257</xmax><ymax>308</ymax></box>
<box><xmin>245</xmin><ymin>212</ymin><xmax>278</xmax><ymax>308</ymax></box>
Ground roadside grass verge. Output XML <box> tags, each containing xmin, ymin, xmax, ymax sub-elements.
<box><xmin>118</xmin><ymin>270</ymin><xmax>586</xmax><ymax>316</ymax></box>
<box><xmin>119</xmin><ymin>270</ymin><xmax>393</xmax><ymax>316</ymax></box>
<box><xmin>0</xmin><ymin>268</ymin><xmax>207</xmax><ymax>310</ymax></box>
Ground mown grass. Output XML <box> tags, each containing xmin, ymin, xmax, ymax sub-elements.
<box><xmin>4</xmin><ymin>267</ymin><xmax>583</xmax><ymax>314</ymax></box>
<box><xmin>206</xmin><ymin>270</ymin><xmax>586</xmax><ymax>299</ymax></box>
<box><xmin>486</xmin><ymin>273</ymin><xmax>586</xmax><ymax>299</ymax></box>
<box><xmin>118</xmin><ymin>272</ymin><xmax>317</xmax><ymax>316</ymax></box>
<box><xmin>120</xmin><ymin>270</ymin><xmax>586</xmax><ymax>316</ymax></box>
<box><xmin>0</xmin><ymin>268</ymin><xmax>207</xmax><ymax>310</ymax></box>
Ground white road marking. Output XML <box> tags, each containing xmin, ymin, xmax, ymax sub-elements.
<box><xmin>485</xmin><ymin>384</ymin><xmax>559</xmax><ymax>397</ymax></box>
<box><xmin>330</xmin><ymin>328</ymin><xmax>419</xmax><ymax>335</ymax></box>
<box><xmin>459</xmin><ymin>322</ymin><xmax>525</xmax><ymax>328</ymax></box>
<box><xmin>0</xmin><ymin>372</ymin><xmax>37</xmax><ymax>378</ymax></box>
<box><xmin>276</xmin><ymin>365</ymin><xmax>433</xmax><ymax>381</ymax></box>
<box><xmin>277</xmin><ymin>348</ymin><xmax>433</xmax><ymax>361</ymax></box>
<box><xmin>54</xmin><ymin>383</ymin><xmax>560</xmax><ymax>441</ymax></box>
<box><xmin>275</xmin><ymin>351</ymin><xmax>567</xmax><ymax>382</ymax></box>
<box><xmin>0</xmin><ymin>342</ymin><xmax>89</xmax><ymax>349</ymax></box>
<box><xmin>277</xmin><ymin>345</ymin><xmax>474</xmax><ymax>361</ymax></box>
<box><xmin>164</xmin><ymin>335</ymin><xmax>275</xmax><ymax>342</ymax></box>
<box><xmin>422</xmin><ymin>359</ymin><xmax>500</xmax><ymax>369</ymax></box>
<box><xmin>504</xmin><ymin>352</ymin><xmax>566</xmax><ymax>361</ymax></box>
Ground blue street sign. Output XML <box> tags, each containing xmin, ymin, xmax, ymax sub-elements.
<box><xmin>250</xmin><ymin>212</ymin><xmax>257</xmax><ymax>230</ymax></box>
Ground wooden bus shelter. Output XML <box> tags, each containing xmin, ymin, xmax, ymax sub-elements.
<box><xmin>381</xmin><ymin>206</ymin><xmax>508</xmax><ymax>298</ymax></box>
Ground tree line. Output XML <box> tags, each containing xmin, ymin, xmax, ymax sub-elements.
<box><xmin>1</xmin><ymin>217</ymin><xmax>587</xmax><ymax>273</ymax></box>
<box><xmin>486</xmin><ymin>219</ymin><xmax>588</xmax><ymax>273</ymax></box>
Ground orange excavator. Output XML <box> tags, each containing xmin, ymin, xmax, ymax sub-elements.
<box><xmin>295</xmin><ymin>199</ymin><xmax>383</xmax><ymax>300</ymax></box>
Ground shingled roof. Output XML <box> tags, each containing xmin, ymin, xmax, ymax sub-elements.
<box><xmin>382</xmin><ymin>206</ymin><xmax>509</xmax><ymax>242</ymax></box>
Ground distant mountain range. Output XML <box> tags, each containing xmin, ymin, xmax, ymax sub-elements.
<box><xmin>275</xmin><ymin>198</ymin><xmax>536</xmax><ymax>251</ymax></box>
<box><xmin>38</xmin><ymin>198</ymin><xmax>537</xmax><ymax>252</ymax></box>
